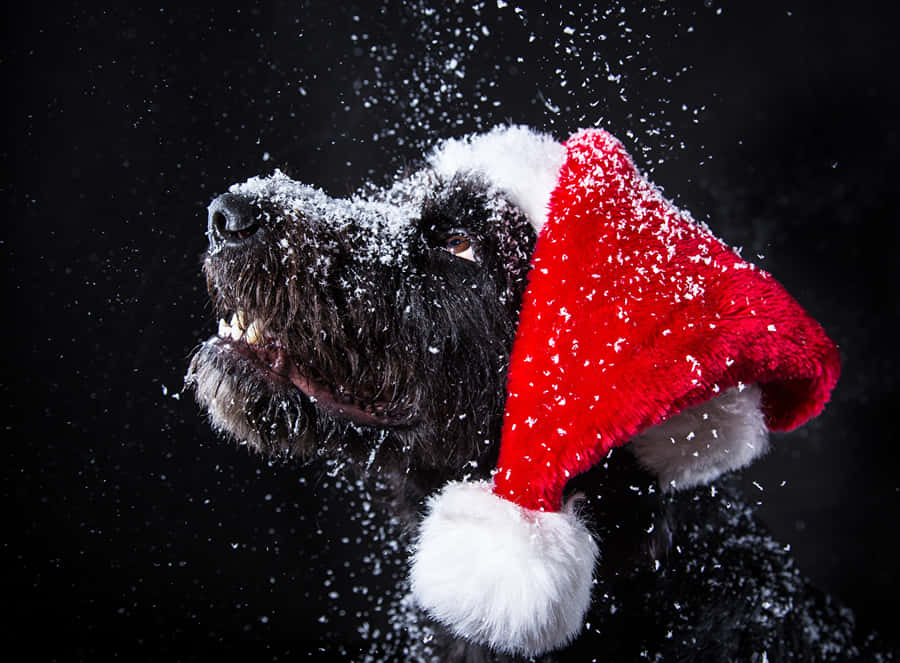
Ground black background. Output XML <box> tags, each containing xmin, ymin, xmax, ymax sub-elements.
<box><xmin>5</xmin><ymin>1</ymin><xmax>899</xmax><ymax>659</ymax></box>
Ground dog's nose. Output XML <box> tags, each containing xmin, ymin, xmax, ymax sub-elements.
<box><xmin>207</xmin><ymin>193</ymin><xmax>261</xmax><ymax>246</ymax></box>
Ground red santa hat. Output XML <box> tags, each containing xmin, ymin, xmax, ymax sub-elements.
<box><xmin>412</xmin><ymin>127</ymin><xmax>840</xmax><ymax>656</ymax></box>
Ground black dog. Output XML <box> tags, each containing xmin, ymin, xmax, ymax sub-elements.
<box><xmin>187</xmin><ymin>127</ymin><xmax>892</xmax><ymax>662</ymax></box>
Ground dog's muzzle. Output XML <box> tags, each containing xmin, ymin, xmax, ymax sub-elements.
<box><xmin>207</xmin><ymin>192</ymin><xmax>261</xmax><ymax>248</ymax></box>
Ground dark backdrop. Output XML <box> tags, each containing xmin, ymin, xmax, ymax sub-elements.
<box><xmin>4</xmin><ymin>1</ymin><xmax>899</xmax><ymax>659</ymax></box>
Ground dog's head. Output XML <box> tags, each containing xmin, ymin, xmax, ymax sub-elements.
<box><xmin>186</xmin><ymin>128</ymin><xmax>563</xmax><ymax>483</ymax></box>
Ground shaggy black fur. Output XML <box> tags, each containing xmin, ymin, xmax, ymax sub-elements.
<box><xmin>187</xmin><ymin>156</ymin><xmax>894</xmax><ymax>662</ymax></box>
<box><xmin>187</xmin><ymin>172</ymin><xmax>534</xmax><ymax>508</ymax></box>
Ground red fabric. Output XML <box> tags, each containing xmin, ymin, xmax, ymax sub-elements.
<box><xmin>494</xmin><ymin>129</ymin><xmax>840</xmax><ymax>512</ymax></box>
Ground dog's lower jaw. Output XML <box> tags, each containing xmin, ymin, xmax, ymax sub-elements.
<box><xmin>187</xmin><ymin>339</ymin><xmax>493</xmax><ymax>495</ymax></box>
<box><xmin>187</xmin><ymin>333</ymin><xmax>419</xmax><ymax>452</ymax></box>
<box><xmin>186</xmin><ymin>341</ymin><xmax>301</xmax><ymax>455</ymax></box>
<box><xmin>205</xmin><ymin>331</ymin><xmax>417</xmax><ymax>427</ymax></box>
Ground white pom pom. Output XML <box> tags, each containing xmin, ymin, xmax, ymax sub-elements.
<box><xmin>410</xmin><ymin>481</ymin><xmax>598</xmax><ymax>656</ymax></box>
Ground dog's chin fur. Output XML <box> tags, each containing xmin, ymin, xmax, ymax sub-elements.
<box><xmin>187</xmin><ymin>335</ymin><xmax>495</xmax><ymax>494</ymax></box>
<box><xmin>187</xmin><ymin>340</ymin><xmax>320</xmax><ymax>456</ymax></box>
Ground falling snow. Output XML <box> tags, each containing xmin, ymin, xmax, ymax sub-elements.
<box><xmin>324</xmin><ymin>0</ymin><xmax>718</xmax><ymax>168</ymax></box>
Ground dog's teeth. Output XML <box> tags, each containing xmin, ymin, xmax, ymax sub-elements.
<box><xmin>218</xmin><ymin>318</ymin><xmax>230</xmax><ymax>338</ymax></box>
<box><xmin>230</xmin><ymin>311</ymin><xmax>247</xmax><ymax>331</ymax></box>
<box><xmin>230</xmin><ymin>324</ymin><xmax>244</xmax><ymax>341</ymax></box>
<box><xmin>245</xmin><ymin>319</ymin><xmax>263</xmax><ymax>344</ymax></box>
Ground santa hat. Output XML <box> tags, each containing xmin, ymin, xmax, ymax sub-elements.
<box><xmin>412</xmin><ymin>127</ymin><xmax>840</xmax><ymax>655</ymax></box>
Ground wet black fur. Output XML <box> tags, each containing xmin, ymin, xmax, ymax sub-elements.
<box><xmin>187</xmin><ymin>162</ymin><xmax>894</xmax><ymax>662</ymax></box>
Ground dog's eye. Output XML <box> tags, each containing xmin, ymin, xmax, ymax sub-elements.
<box><xmin>446</xmin><ymin>235</ymin><xmax>470</xmax><ymax>252</ymax></box>
<box><xmin>444</xmin><ymin>234</ymin><xmax>476</xmax><ymax>262</ymax></box>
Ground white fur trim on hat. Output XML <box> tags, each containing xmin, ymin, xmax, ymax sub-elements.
<box><xmin>630</xmin><ymin>384</ymin><xmax>768</xmax><ymax>491</ymax></box>
<box><xmin>410</xmin><ymin>480</ymin><xmax>598</xmax><ymax>656</ymax></box>
<box><xmin>427</xmin><ymin>125</ymin><xmax>566</xmax><ymax>231</ymax></box>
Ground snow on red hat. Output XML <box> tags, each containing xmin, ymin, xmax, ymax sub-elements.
<box><xmin>411</xmin><ymin>127</ymin><xmax>840</xmax><ymax>656</ymax></box>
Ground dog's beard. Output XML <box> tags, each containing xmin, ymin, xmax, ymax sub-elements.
<box><xmin>186</xmin><ymin>259</ymin><xmax>517</xmax><ymax>485</ymax></box>
<box><xmin>187</xmin><ymin>341</ymin><xmax>316</xmax><ymax>455</ymax></box>
<box><xmin>185</xmin><ymin>320</ymin><xmax>428</xmax><ymax>469</ymax></box>
<box><xmin>186</xmin><ymin>332</ymin><xmax>510</xmax><ymax>486</ymax></box>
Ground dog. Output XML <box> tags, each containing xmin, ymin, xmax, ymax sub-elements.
<box><xmin>187</xmin><ymin>127</ymin><xmax>893</xmax><ymax>661</ymax></box>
